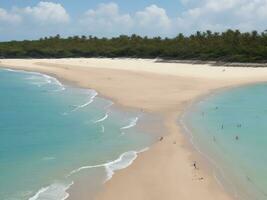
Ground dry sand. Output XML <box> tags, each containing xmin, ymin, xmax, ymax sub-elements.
<box><xmin>1</xmin><ymin>58</ymin><xmax>267</xmax><ymax>200</ymax></box>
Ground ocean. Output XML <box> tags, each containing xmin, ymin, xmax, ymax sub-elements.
<box><xmin>0</xmin><ymin>68</ymin><xmax>160</xmax><ymax>200</ymax></box>
<box><xmin>182</xmin><ymin>83</ymin><xmax>267</xmax><ymax>200</ymax></box>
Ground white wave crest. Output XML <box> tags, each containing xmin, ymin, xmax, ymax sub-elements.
<box><xmin>2</xmin><ymin>68</ymin><xmax>18</xmax><ymax>72</ymax></box>
<box><xmin>104</xmin><ymin>151</ymin><xmax>137</xmax><ymax>181</ymax></box>
<box><xmin>120</xmin><ymin>117</ymin><xmax>138</xmax><ymax>130</ymax></box>
<box><xmin>68</xmin><ymin>148</ymin><xmax>149</xmax><ymax>182</ymax></box>
<box><xmin>42</xmin><ymin>74</ymin><xmax>65</xmax><ymax>91</ymax></box>
<box><xmin>93</xmin><ymin>113</ymin><xmax>108</xmax><ymax>123</ymax></box>
<box><xmin>71</xmin><ymin>91</ymin><xmax>98</xmax><ymax>112</ymax></box>
<box><xmin>28</xmin><ymin>181</ymin><xmax>73</xmax><ymax>200</ymax></box>
<box><xmin>4</xmin><ymin>68</ymin><xmax>65</xmax><ymax>91</ymax></box>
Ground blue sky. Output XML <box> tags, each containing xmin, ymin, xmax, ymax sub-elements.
<box><xmin>0</xmin><ymin>0</ymin><xmax>185</xmax><ymax>17</ymax></box>
<box><xmin>0</xmin><ymin>0</ymin><xmax>267</xmax><ymax>41</ymax></box>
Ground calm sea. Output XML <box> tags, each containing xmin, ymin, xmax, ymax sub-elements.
<box><xmin>0</xmin><ymin>68</ymin><xmax>159</xmax><ymax>200</ymax></box>
<box><xmin>183</xmin><ymin>83</ymin><xmax>267</xmax><ymax>200</ymax></box>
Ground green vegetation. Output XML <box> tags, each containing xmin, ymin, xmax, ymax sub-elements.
<box><xmin>1</xmin><ymin>30</ymin><xmax>267</xmax><ymax>62</ymax></box>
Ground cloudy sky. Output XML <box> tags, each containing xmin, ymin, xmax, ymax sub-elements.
<box><xmin>0</xmin><ymin>0</ymin><xmax>267</xmax><ymax>41</ymax></box>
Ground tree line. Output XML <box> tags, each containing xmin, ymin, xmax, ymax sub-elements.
<box><xmin>1</xmin><ymin>29</ymin><xmax>267</xmax><ymax>63</ymax></box>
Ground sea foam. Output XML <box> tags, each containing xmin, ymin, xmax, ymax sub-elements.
<box><xmin>68</xmin><ymin>148</ymin><xmax>149</xmax><ymax>182</ymax></box>
<box><xmin>120</xmin><ymin>117</ymin><xmax>139</xmax><ymax>130</ymax></box>
<box><xmin>4</xmin><ymin>68</ymin><xmax>65</xmax><ymax>91</ymax></box>
<box><xmin>28</xmin><ymin>182</ymin><xmax>73</xmax><ymax>200</ymax></box>
<box><xmin>93</xmin><ymin>113</ymin><xmax>109</xmax><ymax>123</ymax></box>
<box><xmin>0</xmin><ymin>68</ymin><xmax>155</xmax><ymax>200</ymax></box>
<box><xmin>71</xmin><ymin>90</ymin><xmax>98</xmax><ymax>112</ymax></box>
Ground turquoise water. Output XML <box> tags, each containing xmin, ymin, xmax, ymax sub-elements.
<box><xmin>183</xmin><ymin>84</ymin><xmax>267</xmax><ymax>200</ymax></box>
<box><xmin>0</xmin><ymin>69</ymin><xmax>158</xmax><ymax>200</ymax></box>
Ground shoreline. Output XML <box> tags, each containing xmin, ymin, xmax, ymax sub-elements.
<box><xmin>179</xmin><ymin>82</ymin><xmax>267</xmax><ymax>200</ymax></box>
<box><xmin>0</xmin><ymin>67</ymin><xmax>164</xmax><ymax>200</ymax></box>
<box><xmin>2</xmin><ymin>58</ymin><xmax>267</xmax><ymax>200</ymax></box>
<box><xmin>177</xmin><ymin>85</ymin><xmax>245</xmax><ymax>199</ymax></box>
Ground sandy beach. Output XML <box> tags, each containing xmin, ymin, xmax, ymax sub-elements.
<box><xmin>1</xmin><ymin>58</ymin><xmax>267</xmax><ymax>200</ymax></box>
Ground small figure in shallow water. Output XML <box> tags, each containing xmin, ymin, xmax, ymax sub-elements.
<box><xmin>159</xmin><ymin>136</ymin><xmax>164</xmax><ymax>141</ymax></box>
<box><xmin>221</xmin><ymin>124</ymin><xmax>224</xmax><ymax>129</ymax></box>
<box><xmin>235</xmin><ymin>136</ymin><xmax>239</xmax><ymax>140</ymax></box>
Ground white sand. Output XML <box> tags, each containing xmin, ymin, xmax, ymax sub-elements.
<box><xmin>1</xmin><ymin>58</ymin><xmax>267</xmax><ymax>200</ymax></box>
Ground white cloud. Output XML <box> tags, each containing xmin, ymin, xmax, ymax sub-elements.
<box><xmin>0</xmin><ymin>1</ymin><xmax>69</xmax><ymax>27</ymax></box>
<box><xmin>2</xmin><ymin>0</ymin><xmax>267</xmax><ymax>41</ymax></box>
<box><xmin>135</xmin><ymin>5</ymin><xmax>171</xmax><ymax>30</ymax></box>
<box><xmin>79</xmin><ymin>3</ymin><xmax>172</xmax><ymax>36</ymax></box>
<box><xmin>0</xmin><ymin>8</ymin><xmax>21</xmax><ymax>23</ymax></box>
<box><xmin>80</xmin><ymin>1</ymin><xmax>267</xmax><ymax>37</ymax></box>
<box><xmin>16</xmin><ymin>1</ymin><xmax>70</xmax><ymax>24</ymax></box>
<box><xmin>175</xmin><ymin>0</ymin><xmax>267</xmax><ymax>33</ymax></box>
<box><xmin>0</xmin><ymin>2</ymin><xmax>70</xmax><ymax>40</ymax></box>
<box><xmin>80</xmin><ymin>2</ymin><xmax>133</xmax><ymax>35</ymax></box>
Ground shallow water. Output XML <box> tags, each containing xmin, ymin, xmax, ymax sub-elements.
<box><xmin>0</xmin><ymin>69</ymin><xmax>159</xmax><ymax>200</ymax></box>
<box><xmin>183</xmin><ymin>83</ymin><xmax>267</xmax><ymax>200</ymax></box>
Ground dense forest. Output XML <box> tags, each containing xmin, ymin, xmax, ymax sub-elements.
<box><xmin>1</xmin><ymin>30</ymin><xmax>267</xmax><ymax>62</ymax></box>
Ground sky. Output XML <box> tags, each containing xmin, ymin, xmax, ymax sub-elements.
<box><xmin>0</xmin><ymin>0</ymin><xmax>267</xmax><ymax>41</ymax></box>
